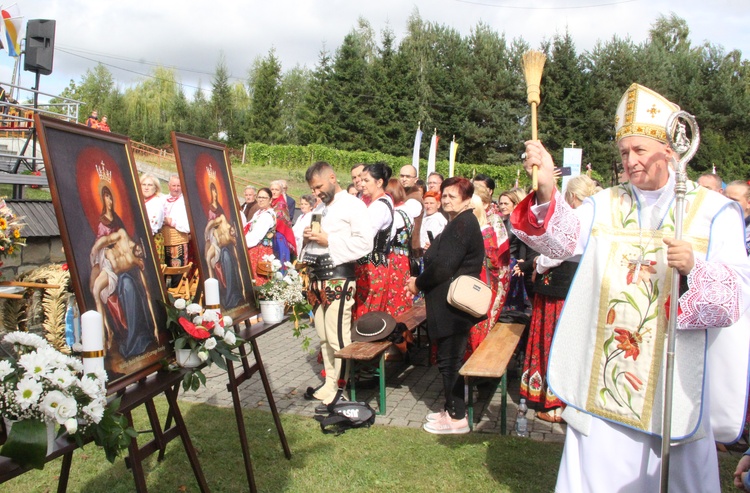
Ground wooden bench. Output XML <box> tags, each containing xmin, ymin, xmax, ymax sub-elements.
<box><xmin>459</xmin><ymin>322</ymin><xmax>525</xmax><ymax>434</ymax></box>
<box><xmin>334</xmin><ymin>301</ymin><xmax>428</xmax><ymax>415</ymax></box>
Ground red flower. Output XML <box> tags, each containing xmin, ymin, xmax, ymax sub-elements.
<box><xmin>61</xmin><ymin>263</ymin><xmax>69</xmax><ymax>271</ymax></box>
<box><xmin>624</xmin><ymin>372</ymin><xmax>643</xmax><ymax>391</ymax></box>
<box><xmin>179</xmin><ymin>317</ymin><xmax>211</xmax><ymax>340</ymax></box>
<box><xmin>606</xmin><ymin>307</ymin><xmax>616</xmax><ymax>325</ymax></box>
<box><xmin>614</xmin><ymin>328</ymin><xmax>641</xmax><ymax>360</ymax></box>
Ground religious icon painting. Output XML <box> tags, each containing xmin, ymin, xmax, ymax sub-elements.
<box><xmin>171</xmin><ymin>132</ymin><xmax>257</xmax><ymax>322</ymax></box>
<box><xmin>35</xmin><ymin>114</ymin><xmax>170</xmax><ymax>393</ymax></box>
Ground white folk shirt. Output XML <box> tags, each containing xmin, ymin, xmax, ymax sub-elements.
<box><xmin>144</xmin><ymin>194</ymin><xmax>164</xmax><ymax>234</ymax></box>
<box><xmin>162</xmin><ymin>194</ymin><xmax>190</xmax><ymax>233</ymax></box>
<box><xmin>420</xmin><ymin>212</ymin><xmax>447</xmax><ymax>249</ymax></box>
<box><xmin>303</xmin><ymin>190</ymin><xmax>373</xmax><ymax>267</ymax></box>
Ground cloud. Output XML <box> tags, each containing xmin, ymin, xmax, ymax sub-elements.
<box><xmin>1</xmin><ymin>0</ymin><xmax>748</xmax><ymax>100</ymax></box>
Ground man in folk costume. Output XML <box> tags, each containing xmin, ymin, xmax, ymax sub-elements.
<box><xmin>301</xmin><ymin>162</ymin><xmax>374</xmax><ymax>407</ymax></box>
<box><xmin>512</xmin><ymin>83</ymin><xmax>750</xmax><ymax>492</ymax></box>
<box><xmin>162</xmin><ymin>174</ymin><xmax>191</xmax><ymax>287</ymax></box>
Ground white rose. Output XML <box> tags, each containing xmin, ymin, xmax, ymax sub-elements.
<box><xmin>174</xmin><ymin>298</ymin><xmax>187</xmax><ymax>310</ymax></box>
<box><xmin>197</xmin><ymin>350</ymin><xmax>209</xmax><ymax>362</ymax></box>
<box><xmin>203</xmin><ymin>310</ymin><xmax>219</xmax><ymax>323</ymax></box>
<box><xmin>223</xmin><ymin>331</ymin><xmax>237</xmax><ymax>345</ymax></box>
<box><xmin>203</xmin><ymin>337</ymin><xmax>217</xmax><ymax>350</ymax></box>
<box><xmin>223</xmin><ymin>316</ymin><xmax>233</xmax><ymax>327</ymax></box>
<box><xmin>192</xmin><ymin>316</ymin><xmax>203</xmax><ymax>325</ymax></box>
<box><xmin>186</xmin><ymin>303</ymin><xmax>203</xmax><ymax>315</ymax></box>
<box><xmin>213</xmin><ymin>325</ymin><xmax>225</xmax><ymax>338</ymax></box>
<box><xmin>65</xmin><ymin>417</ymin><xmax>78</xmax><ymax>434</ymax></box>
<box><xmin>54</xmin><ymin>395</ymin><xmax>78</xmax><ymax>424</ymax></box>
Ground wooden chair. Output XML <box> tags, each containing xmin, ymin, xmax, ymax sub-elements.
<box><xmin>161</xmin><ymin>262</ymin><xmax>193</xmax><ymax>300</ymax></box>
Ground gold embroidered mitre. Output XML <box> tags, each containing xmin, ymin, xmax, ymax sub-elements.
<box><xmin>614</xmin><ymin>83</ymin><xmax>679</xmax><ymax>143</ymax></box>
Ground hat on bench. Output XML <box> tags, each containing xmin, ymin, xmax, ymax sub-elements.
<box><xmin>352</xmin><ymin>311</ymin><xmax>397</xmax><ymax>342</ymax></box>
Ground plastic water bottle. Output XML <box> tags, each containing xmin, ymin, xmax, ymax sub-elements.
<box><xmin>516</xmin><ymin>398</ymin><xmax>529</xmax><ymax>437</ymax></box>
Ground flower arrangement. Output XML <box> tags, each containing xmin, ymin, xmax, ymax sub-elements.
<box><xmin>163</xmin><ymin>296</ymin><xmax>243</xmax><ymax>391</ymax></box>
<box><xmin>0</xmin><ymin>199</ymin><xmax>25</xmax><ymax>267</ymax></box>
<box><xmin>254</xmin><ymin>254</ymin><xmax>312</xmax><ymax>349</ymax></box>
<box><xmin>0</xmin><ymin>331</ymin><xmax>134</xmax><ymax>469</ymax></box>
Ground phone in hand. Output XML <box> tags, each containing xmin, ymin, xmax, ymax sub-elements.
<box><xmin>311</xmin><ymin>213</ymin><xmax>322</xmax><ymax>233</ymax></box>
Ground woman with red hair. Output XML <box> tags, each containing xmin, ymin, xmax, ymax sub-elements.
<box><xmin>407</xmin><ymin>177</ymin><xmax>485</xmax><ymax>434</ymax></box>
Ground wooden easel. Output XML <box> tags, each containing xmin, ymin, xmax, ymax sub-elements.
<box><xmin>223</xmin><ymin>317</ymin><xmax>292</xmax><ymax>493</ymax></box>
<box><xmin>0</xmin><ymin>368</ymin><xmax>211</xmax><ymax>493</ymax></box>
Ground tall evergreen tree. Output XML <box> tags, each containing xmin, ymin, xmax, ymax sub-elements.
<box><xmin>211</xmin><ymin>54</ymin><xmax>234</xmax><ymax>141</ymax></box>
<box><xmin>246</xmin><ymin>49</ymin><xmax>284</xmax><ymax>144</ymax></box>
<box><xmin>297</xmin><ymin>48</ymin><xmax>335</xmax><ymax>145</ymax></box>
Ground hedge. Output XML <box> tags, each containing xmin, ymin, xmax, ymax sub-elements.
<box><xmin>231</xmin><ymin>142</ymin><xmax>601</xmax><ymax>192</ymax></box>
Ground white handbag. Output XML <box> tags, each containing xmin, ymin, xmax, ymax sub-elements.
<box><xmin>447</xmin><ymin>275</ymin><xmax>491</xmax><ymax>318</ymax></box>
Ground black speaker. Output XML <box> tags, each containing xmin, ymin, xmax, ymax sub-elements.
<box><xmin>24</xmin><ymin>19</ymin><xmax>55</xmax><ymax>75</ymax></box>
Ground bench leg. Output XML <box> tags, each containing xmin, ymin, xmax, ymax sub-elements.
<box><xmin>500</xmin><ymin>371</ymin><xmax>508</xmax><ymax>435</ymax></box>
<box><xmin>349</xmin><ymin>360</ymin><xmax>358</xmax><ymax>403</ymax></box>
<box><xmin>377</xmin><ymin>353</ymin><xmax>386</xmax><ymax>415</ymax></box>
<box><xmin>465</xmin><ymin>376</ymin><xmax>474</xmax><ymax>431</ymax></box>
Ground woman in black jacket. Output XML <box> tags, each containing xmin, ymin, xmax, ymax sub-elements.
<box><xmin>407</xmin><ymin>177</ymin><xmax>485</xmax><ymax>434</ymax></box>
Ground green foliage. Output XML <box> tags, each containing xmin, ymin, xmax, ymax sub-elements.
<box><xmin>61</xmin><ymin>14</ymin><xmax>750</xmax><ymax>182</ymax></box>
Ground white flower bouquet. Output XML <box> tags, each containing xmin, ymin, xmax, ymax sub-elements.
<box><xmin>0</xmin><ymin>331</ymin><xmax>134</xmax><ymax>469</ymax></box>
<box><xmin>163</xmin><ymin>296</ymin><xmax>242</xmax><ymax>391</ymax></box>
<box><xmin>254</xmin><ymin>254</ymin><xmax>312</xmax><ymax>349</ymax></box>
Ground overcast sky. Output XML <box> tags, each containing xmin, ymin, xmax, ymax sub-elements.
<box><xmin>1</xmin><ymin>0</ymin><xmax>749</xmax><ymax>101</ymax></box>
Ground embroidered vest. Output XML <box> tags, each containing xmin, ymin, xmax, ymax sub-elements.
<box><xmin>358</xmin><ymin>197</ymin><xmax>393</xmax><ymax>267</ymax></box>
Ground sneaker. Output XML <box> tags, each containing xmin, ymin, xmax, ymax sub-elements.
<box><xmin>425</xmin><ymin>410</ymin><xmax>446</xmax><ymax>422</ymax></box>
<box><xmin>423</xmin><ymin>416</ymin><xmax>470</xmax><ymax>435</ymax></box>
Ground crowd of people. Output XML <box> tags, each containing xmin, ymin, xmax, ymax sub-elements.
<box><xmin>133</xmin><ymin>80</ymin><xmax>750</xmax><ymax>491</ymax></box>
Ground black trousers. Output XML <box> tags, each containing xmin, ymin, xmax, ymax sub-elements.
<box><xmin>435</xmin><ymin>330</ymin><xmax>469</xmax><ymax>420</ymax></box>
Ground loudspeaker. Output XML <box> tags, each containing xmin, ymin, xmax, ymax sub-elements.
<box><xmin>24</xmin><ymin>19</ymin><xmax>55</xmax><ymax>75</ymax></box>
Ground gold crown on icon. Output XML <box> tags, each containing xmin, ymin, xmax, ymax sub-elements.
<box><xmin>95</xmin><ymin>161</ymin><xmax>112</xmax><ymax>184</ymax></box>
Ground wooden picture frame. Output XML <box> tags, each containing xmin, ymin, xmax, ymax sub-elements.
<box><xmin>171</xmin><ymin>132</ymin><xmax>257</xmax><ymax>322</ymax></box>
<box><xmin>35</xmin><ymin>115</ymin><xmax>170</xmax><ymax>393</ymax></box>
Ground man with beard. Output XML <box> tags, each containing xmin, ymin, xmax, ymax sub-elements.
<box><xmin>301</xmin><ymin>161</ymin><xmax>373</xmax><ymax>408</ymax></box>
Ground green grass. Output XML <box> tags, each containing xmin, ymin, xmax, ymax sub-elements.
<box><xmin>2</xmin><ymin>398</ymin><xmax>744</xmax><ymax>492</ymax></box>
<box><xmin>2</xmin><ymin>398</ymin><xmax>563</xmax><ymax>493</ymax></box>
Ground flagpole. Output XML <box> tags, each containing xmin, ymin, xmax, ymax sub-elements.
<box><xmin>659</xmin><ymin>110</ymin><xmax>700</xmax><ymax>493</ymax></box>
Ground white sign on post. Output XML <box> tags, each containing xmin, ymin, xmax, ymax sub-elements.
<box><xmin>561</xmin><ymin>147</ymin><xmax>583</xmax><ymax>194</ymax></box>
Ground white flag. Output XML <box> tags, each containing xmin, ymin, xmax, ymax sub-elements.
<box><xmin>412</xmin><ymin>126</ymin><xmax>423</xmax><ymax>177</ymax></box>
<box><xmin>427</xmin><ymin>131</ymin><xmax>439</xmax><ymax>176</ymax></box>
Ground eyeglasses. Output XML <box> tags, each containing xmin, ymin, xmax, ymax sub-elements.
<box><xmin>257</xmin><ymin>196</ymin><xmax>270</xmax><ymax>200</ymax></box>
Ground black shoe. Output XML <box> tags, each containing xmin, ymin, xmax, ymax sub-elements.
<box><xmin>314</xmin><ymin>394</ymin><xmax>348</xmax><ymax>414</ymax></box>
<box><xmin>314</xmin><ymin>403</ymin><xmax>331</xmax><ymax>414</ymax></box>
<box><xmin>303</xmin><ymin>385</ymin><xmax>323</xmax><ymax>401</ymax></box>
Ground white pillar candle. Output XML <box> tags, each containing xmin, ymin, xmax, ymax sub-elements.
<box><xmin>204</xmin><ymin>278</ymin><xmax>220</xmax><ymax>307</ymax></box>
<box><xmin>81</xmin><ymin>310</ymin><xmax>105</xmax><ymax>375</ymax></box>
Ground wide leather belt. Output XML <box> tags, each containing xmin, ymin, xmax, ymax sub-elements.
<box><xmin>305</xmin><ymin>253</ymin><xmax>356</xmax><ymax>280</ymax></box>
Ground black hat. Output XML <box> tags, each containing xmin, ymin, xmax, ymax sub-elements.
<box><xmin>352</xmin><ymin>311</ymin><xmax>397</xmax><ymax>342</ymax></box>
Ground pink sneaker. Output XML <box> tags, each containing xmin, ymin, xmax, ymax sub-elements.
<box><xmin>425</xmin><ymin>410</ymin><xmax>446</xmax><ymax>422</ymax></box>
<box><xmin>423</xmin><ymin>415</ymin><xmax>470</xmax><ymax>435</ymax></box>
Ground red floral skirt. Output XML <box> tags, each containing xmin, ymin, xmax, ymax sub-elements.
<box><xmin>354</xmin><ymin>262</ymin><xmax>389</xmax><ymax>319</ymax></box>
<box><xmin>520</xmin><ymin>293</ymin><xmax>564</xmax><ymax>409</ymax></box>
<box><xmin>248</xmin><ymin>244</ymin><xmax>273</xmax><ymax>287</ymax></box>
<box><xmin>385</xmin><ymin>252</ymin><xmax>413</xmax><ymax>318</ymax></box>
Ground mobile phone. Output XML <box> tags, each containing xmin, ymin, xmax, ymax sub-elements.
<box><xmin>427</xmin><ymin>231</ymin><xmax>434</xmax><ymax>242</ymax></box>
<box><xmin>311</xmin><ymin>213</ymin><xmax>322</xmax><ymax>233</ymax></box>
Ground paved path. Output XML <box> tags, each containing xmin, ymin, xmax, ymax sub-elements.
<box><xmin>178</xmin><ymin>318</ymin><xmax>567</xmax><ymax>443</ymax></box>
